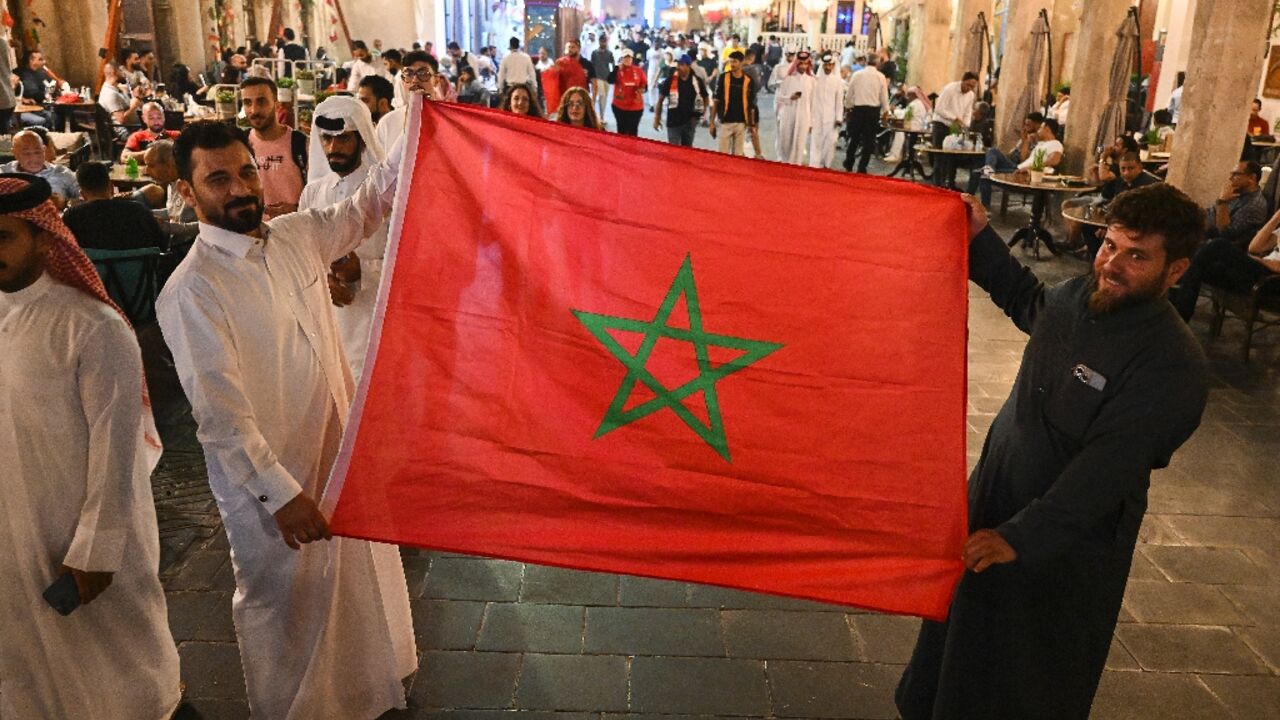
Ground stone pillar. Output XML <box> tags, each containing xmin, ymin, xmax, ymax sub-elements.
<box><xmin>994</xmin><ymin>0</ymin><xmax>1050</xmax><ymax>152</ymax></box>
<box><xmin>1166</xmin><ymin>0</ymin><xmax>1271</xmax><ymax>205</ymax></box>
<box><xmin>1060</xmin><ymin>0</ymin><xmax>1134</xmax><ymax>175</ymax></box>
<box><xmin>906</xmin><ymin>0</ymin><xmax>954</xmax><ymax>94</ymax></box>
<box><xmin>30</xmin><ymin>0</ymin><xmax>108</xmax><ymax>87</ymax></box>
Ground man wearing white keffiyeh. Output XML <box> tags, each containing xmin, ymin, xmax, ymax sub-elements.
<box><xmin>300</xmin><ymin>95</ymin><xmax>389</xmax><ymax>384</ymax></box>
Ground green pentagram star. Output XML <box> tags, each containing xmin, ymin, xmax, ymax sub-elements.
<box><xmin>571</xmin><ymin>255</ymin><xmax>783</xmax><ymax>462</ymax></box>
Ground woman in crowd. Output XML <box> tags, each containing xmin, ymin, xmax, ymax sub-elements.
<box><xmin>167</xmin><ymin>63</ymin><xmax>204</xmax><ymax>100</ymax></box>
<box><xmin>456</xmin><ymin>67</ymin><xmax>489</xmax><ymax>105</ymax></box>
<box><xmin>556</xmin><ymin>86</ymin><xmax>602</xmax><ymax>130</ymax></box>
<box><xmin>609</xmin><ymin>49</ymin><xmax>646</xmax><ymax>135</ymax></box>
<box><xmin>499</xmin><ymin>84</ymin><xmax>543</xmax><ymax>118</ymax></box>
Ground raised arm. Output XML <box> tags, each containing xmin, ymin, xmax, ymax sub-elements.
<box><xmin>963</xmin><ymin>195</ymin><xmax>1045</xmax><ymax>334</ymax></box>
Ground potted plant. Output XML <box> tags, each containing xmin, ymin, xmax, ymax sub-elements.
<box><xmin>214</xmin><ymin>89</ymin><xmax>237</xmax><ymax>117</ymax></box>
<box><xmin>276</xmin><ymin>76</ymin><xmax>295</xmax><ymax>103</ymax></box>
<box><xmin>295</xmin><ymin>69</ymin><xmax>316</xmax><ymax>97</ymax></box>
<box><xmin>1029</xmin><ymin>148</ymin><xmax>1047</xmax><ymax>184</ymax></box>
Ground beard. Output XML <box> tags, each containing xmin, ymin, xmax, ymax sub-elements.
<box><xmin>0</xmin><ymin>251</ymin><xmax>44</xmax><ymax>293</ymax></box>
<box><xmin>208</xmin><ymin>196</ymin><xmax>265</xmax><ymax>234</ymax></box>
<box><xmin>327</xmin><ymin>151</ymin><xmax>361</xmax><ymax>175</ymax></box>
<box><xmin>1086</xmin><ymin>267</ymin><xmax>1168</xmax><ymax>315</ymax></box>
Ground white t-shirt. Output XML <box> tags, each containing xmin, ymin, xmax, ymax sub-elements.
<box><xmin>1017</xmin><ymin>139</ymin><xmax>1064</xmax><ymax>170</ymax></box>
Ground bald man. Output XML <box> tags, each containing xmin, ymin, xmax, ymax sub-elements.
<box><xmin>0</xmin><ymin>131</ymin><xmax>79</xmax><ymax>208</ymax></box>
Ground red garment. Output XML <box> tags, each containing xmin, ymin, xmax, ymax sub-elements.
<box><xmin>611</xmin><ymin>65</ymin><xmax>647</xmax><ymax>111</ymax></box>
<box><xmin>555</xmin><ymin>56</ymin><xmax>588</xmax><ymax>95</ymax></box>
<box><xmin>124</xmin><ymin>128</ymin><xmax>180</xmax><ymax>152</ymax></box>
<box><xmin>327</xmin><ymin>102</ymin><xmax>970</xmax><ymax>620</ymax></box>
<box><xmin>1248</xmin><ymin>115</ymin><xmax>1270</xmax><ymax>136</ymax></box>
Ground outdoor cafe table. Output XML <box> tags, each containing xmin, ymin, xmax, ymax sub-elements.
<box><xmin>1061</xmin><ymin>200</ymin><xmax>1110</xmax><ymax>231</ymax></box>
<box><xmin>884</xmin><ymin>120</ymin><xmax>931</xmax><ymax>181</ymax></box>
<box><xmin>989</xmin><ymin>172</ymin><xmax>1099</xmax><ymax>260</ymax></box>
<box><xmin>917</xmin><ymin>144</ymin><xmax>987</xmax><ymax>189</ymax></box>
<box><xmin>110</xmin><ymin>163</ymin><xmax>153</xmax><ymax>191</ymax></box>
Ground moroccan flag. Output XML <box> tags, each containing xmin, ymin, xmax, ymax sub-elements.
<box><xmin>326</xmin><ymin>102</ymin><xmax>970</xmax><ymax>620</ymax></box>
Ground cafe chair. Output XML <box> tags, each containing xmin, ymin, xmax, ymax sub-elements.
<box><xmin>84</xmin><ymin>246</ymin><xmax>162</xmax><ymax>326</ymax></box>
<box><xmin>1208</xmin><ymin>275</ymin><xmax>1280</xmax><ymax>363</ymax></box>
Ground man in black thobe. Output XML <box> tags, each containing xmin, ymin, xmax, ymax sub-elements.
<box><xmin>896</xmin><ymin>184</ymin><xmax>1210</xmax><ymax>720</ymax></box>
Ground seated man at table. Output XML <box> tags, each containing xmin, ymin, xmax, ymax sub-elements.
<box><xmin>15</xmin><ymin>49</ymin><xmax>56</xmax><ymax>127</ymax></box>
<box><xmin>967</xmin><ymin>111</ymin><xmax>1043</xmax><ymax>201</ymax></box>
<box><xmin>1205</xmin><ymin>160</ymin><xmax>1268</xmax><ymax>248</ymax></box>
<box><xmin>1</xmin><ymin>130</ymin><xmax>78</xmax><ymax>208</ymax></box>
<box><xmin>971</xmin><ymin>117</ymin><xmax>1063</xmax><ymax>209</ymax></box>
<box><xmin>120</xmin><ymin>102</ymin><xmax>179</xmax><ymax>163</ymax></box>
<box><xmin>1063</xmin><ymin>152</ymin><xmax>1162</xmax><ymax>258</ymax></box>
<box><xmin>62</xmin><ymin>161</ymin><xmax>166</xmax><ymax>251</ymax></box>
<box><xmin>1171</xmin><ymin>205</ymin><xmax>1280</xmax><ymax>322</ymax></box>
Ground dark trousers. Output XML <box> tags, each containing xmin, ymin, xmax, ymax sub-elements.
<box><xmin>843</xmin><ymin>106</ymin><xmax>881</xmax><ymax>172</ymax></box>
<box><xmin>1171</xmin><ymin>237</ymin><xmax>1275</xmax><ymax>321</ymax></box>
<box><xmin>666</xmin><ymin>121</ymin><xmax>697</xmax><ymax>146</ymax></box>
<box><xmin>929</xmin><ymin>121</ymin><xmax>950</xmax><ymax>149</ymax></box>
<box><xmin>613</xmin><ymin>106</ymin><xmax>643</xmax><ymax>135</ymax></box>
<box><xmin>966</xmin><ymin>148</ymin><xmax>1019</xmax><ymax>207</ymax></box>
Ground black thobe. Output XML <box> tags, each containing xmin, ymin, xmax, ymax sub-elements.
<box><xmin>896</xmin><ymin>227</ymin><xmax>1208</xmax><ymax>720</ymax></box>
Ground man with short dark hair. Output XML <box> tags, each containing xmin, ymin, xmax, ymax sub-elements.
<box><xmin>1205</xmin><ymin>160</ymin><xmax>1268</xmax><ymax>246</ymax></box>
<box><xmin>375</xmin><ymin>51</ymin><xmax>437</xmax><ymax>149</ymax></box>
<box><xmin>897</xmin><ymin>184</ymin><xmax>1208</xmax><ymax>720</ymax></box>
<box><xmin>842</xmin><ymin>59</ymin><xmax>889</xmax><ymax>173</ymax></box>
<box><xmin>654</xmin><ymin>53</ymin><xmax>707</xmax><ymax>147</ymax></box>
<box><xmin>63</xmin><ymin>162</ymin><xmax>167</xmax><ymax>252</ymax></box>
<box><xmin>281</xmin><ymin>27</ymin><xmax>307</xmax><ymax>64</ymax></box>
<box><xmin>589</xmin><ymin>34</ymin><xmax>615</xmax><ymax>120</ymax></box>
<box><xmin>966</xmin><ymin>111</ymin><xmax>1047</xmax><ymax>205</ymax></box>
<box><xmin>497</xmin><ymin>37</ymin><xmax>538</xmax><ymax>96</ymax></box>
<box><xmin>158</xmin><ymin>119</ymin><xmax>415</xmax><ymax>718</ymax></box>
<box><xmin>1173</xmin><ymin>202</ymin><xmax>1280</xmax><ymax>322</ymax></box>
<box><xmin>16</xmin><ymin>50</ymin><xmax>56</xmax><ymax>127</ymax></box>
<box><xmin>1063</xmin><ymin>152</ymin><xmax>1161</xmax><ymax>258</ymax></box>
<box><xmin>347</xmin><ymin>40</ymin><xmax>388</xmax><ymax>89</ymax></box>
<box><xmin>1248</xmin><ymin>98</ymin><xmax>1269</xmax><ymax>136</ymax></box>
<box><xmin>931</xmin><ymin>71</ymin><xmax>980</xmax><ymax>147</ymax></box>
<box><xmin>240</xmin><ymin>76</ymin><xmax>307</xmax><ymax>218</ymax></box>
<box><xmin>709</xmin><ymin>51</ymin><xmax>758</xmax><ymax>157</ymax></box>
<box><xmin>357</xmin><ymin>75</ymin><xmax>395</xmax><ymax>124</ymax></box>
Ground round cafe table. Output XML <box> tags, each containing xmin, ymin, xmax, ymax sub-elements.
<box><xmin>884</xmin><ymin>121</ymin><xmax>931</xmax><ymax>181</ymax></box>
<box><xmin>988</xmin><ymin>173</ymin><xmax>1099</xmax><ymax>259</ymax></box>
<box><xmin>917</xmin><ymin>144</ymin><xmax>987</xmax><ymax>189</ymax></box>
<box><xmin>109</xmin><ymin>163</ymin><xmax>154</xmax><ymax>191</ymax></box>
<box><xmin>1060</xmin><ymin>201</ymin><xmax>1109</xmax><ymax>230</ymax></box>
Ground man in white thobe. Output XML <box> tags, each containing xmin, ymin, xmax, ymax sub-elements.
<box><xmin>300</xmin><ymin>96</ymin><xmax>388</xmax><ymax>384</ymax></box>
<box><xmin>0</xmin><ymin>173</ymin><xmax>180</xmax><ymax>719</ymax></box>
<box><xmin>809</xmin><ymin>53</ymin><xmax>846</xmax><ymax>169</ymax></box>
<box><xmin>156</xmin><ymin>119</ymin><xmax>416</xmax><ymax>719</ymax></box>
<box><xmin>776</xmin><ymin>51</ymin><xmax>815</xmax><ymax>165</ymax></box>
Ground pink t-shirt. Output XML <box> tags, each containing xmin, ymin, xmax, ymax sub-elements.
<box><xmin>250</xmin><ymin>127</ymin><xmax>304</xmax><ymax>217</ymax></box>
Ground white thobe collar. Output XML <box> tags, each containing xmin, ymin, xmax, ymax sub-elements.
<box><xmin>198</xmin><ymin>222</ymin><xmax>267</xmax><ymax>259</ymax></box>
<box><xmin>0</xmin><ymin>271</ymin><xmax>53</xmax><ymax>310</ymax></box>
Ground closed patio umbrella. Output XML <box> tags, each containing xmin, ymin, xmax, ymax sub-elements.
<box><xmin>1093</xmin><ymin>8</ymin><xmax>1142</xmax><ymax>156</ymax></box>
<box><xmin>961</xmin><ymin>11</ymin><xmax>992</xmax><ymax>93</ymax></box>
<box><xmin>1008</xmin><ymin>9</ymin><xmax>1052</xmax><ymax>134</ymax></box>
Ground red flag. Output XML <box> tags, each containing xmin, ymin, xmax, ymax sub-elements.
<box><xmin>327</xmin><ymin>102</ymin><xmax>969</xmax><ymax>620</ymax></box>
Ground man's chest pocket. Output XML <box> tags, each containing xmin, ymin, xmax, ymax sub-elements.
<box><xmin>1044</xmin><ymin>363</ymin><xmax>1110</xmax><ymax>443</ymax></box>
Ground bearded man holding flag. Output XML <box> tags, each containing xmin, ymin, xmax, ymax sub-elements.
<box><xmin>156</xmin><ymin>116</ymin><xmax>416</xmax><ymax>718</ymax></box>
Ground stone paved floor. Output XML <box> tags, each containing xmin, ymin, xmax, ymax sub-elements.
<box><xmin>163</xmin><ymin>99</ymin><xmax>1280</xmax><ymax>719</ymax></box>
